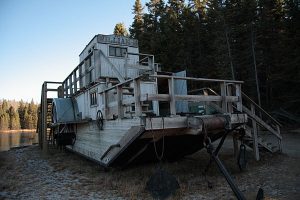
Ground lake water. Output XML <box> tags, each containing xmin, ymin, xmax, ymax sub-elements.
<box><xmin>0</xmin><ymin>131</ymin><xmax>38</xmax><ymax>152</ymax></box>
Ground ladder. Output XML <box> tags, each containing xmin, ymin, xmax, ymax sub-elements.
<box><xmin>38</xmin><ymin>81</ymin><xmax>63</xmax><ymax>153</ymax></box>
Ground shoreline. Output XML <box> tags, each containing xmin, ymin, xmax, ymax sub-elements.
<box><xmin>0</xmin><ymin>129</ymin><xmax>36</xmax><ymax>133</ymax></box>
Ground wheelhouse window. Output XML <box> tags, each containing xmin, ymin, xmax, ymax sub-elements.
<box><xmin>109</xmin><ymin>46</ymin><xmax>127</xmax><ymax>57</ymax></box>
<box><xmin>90</xmin><ymin>91</ymin><xmax>97</xmax><ymax>106</ymax></box>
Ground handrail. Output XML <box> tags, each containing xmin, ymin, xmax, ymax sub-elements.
<box><xmin>242</xmin><ymin>92</ymin><xmax>281</xmax><ymax>126</ymax></box>
<box><xmin>150</xmin><ymin>74</ymin><xmax>244</xmax><ymax>84</ymax></box>
<box><xmin>98</xmin><ymin>75</ymin><xmax>143</xmax><ymax>94</ymax></box>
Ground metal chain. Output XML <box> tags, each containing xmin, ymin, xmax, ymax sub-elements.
<box><xmin>150</xmin><ymin>117</ymin><xmax>165</xmax><ymax>161</ymax></box>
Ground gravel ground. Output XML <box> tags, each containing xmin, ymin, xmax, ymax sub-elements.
<box><xmin>0</xmin><ymin>131</ymin><xmax>299</xmax><ymax>200</ymax></box>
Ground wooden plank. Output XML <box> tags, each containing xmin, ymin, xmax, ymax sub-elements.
<box><xmin>144</xmin><ymin>117</ymin><xmax>187</xmax><ymax>130</ymax></box>
<box><xmin>251</xmin><ymin>104</ymin><xmax>260</xmax><ymax>161</ymax></box>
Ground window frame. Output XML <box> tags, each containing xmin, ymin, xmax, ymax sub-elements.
<box><xmin>90</xmin><ymin>90</ymin><xmax>98</xmax><ymax>107</ymax></box>
<box><xmin>108</xmin><ymin>46</ymin><xmax>127</xmax><ymax>57</ymax></box>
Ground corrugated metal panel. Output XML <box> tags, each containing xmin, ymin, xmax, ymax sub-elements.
<box><xmin>52</xmin><ymin>98</ymin><xmax>77</xmax><ymax>123</ymax></box>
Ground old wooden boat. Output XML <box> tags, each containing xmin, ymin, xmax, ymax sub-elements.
<box><xmin>38</xmin><ymin>34</ymin><xmax>282</xmax><ymax>169</ymax></box>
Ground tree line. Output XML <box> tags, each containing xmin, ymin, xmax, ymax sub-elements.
<box><xmin>0</xmin><ymin>99</ymin><xmax>38</xmax><ymax>130</ymax></box>
<box><xmin>124</xmin><ymin>0</ymin><xmax>299</xmax><ymax>118</ymax></box>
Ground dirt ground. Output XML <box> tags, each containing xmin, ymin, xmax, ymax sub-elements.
<box><xmin>0</xmin><ymin>131</ymin><xmax>299</xmax><ymax>200</ymax></box>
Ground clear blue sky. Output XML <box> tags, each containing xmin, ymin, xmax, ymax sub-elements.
<box><xmin>0</xmin><ymin>0</ymin><xmax>146</xmax><ymax>103</ymax></box>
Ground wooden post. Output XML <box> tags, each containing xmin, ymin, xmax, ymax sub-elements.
<box><xmin>227</xmin><ymin>84</ymin><xmax>233</xmax><ymax>113</ymax></box>
<box><xmin>57</xmin><ymin>85</ymin><xmax>64</xmax><ymax>98</ymax></box>
<box><xmin>73</xmin><ymin>70</ymin><xmax>77</xmax><ymax>92</ymax></box>
<box><xmin>235</xmin><ymin>84</ymin><xmax>242</xmax><ymax>112</ymax></box>
<box><xmin>168</xmin><ymin>77</ymin><xmax>176</xmax><ymax>116</ymax></box>
<box><xmin>251</xmin><ymin>103</ymin><xmax>260</xmax><ymax>161</ymax></box>
<box><xmin>220</xmin><ymin>82</ymin><xmax>227</xmax><ymax>112</ymax></box>
<box><xmin>103</xmin><ymin>91</ymin><xmax>108</xmax><ymax>120</ymax></box>
<box><xmin>116</xmin><ymin>85</ymin><xmax>123</xmax><ymax>119</ymax></box>
<box><xmin>42</xmin><ymin>83</ymin><xmax>48</xmax><ymax>154</ymax></box>
<box><xmin>276</xmin><ymin>125</ymin><xmax>282</xmax><ymax>152</ymax></box>
<box><xmin>69</xmin><ymin>75</ymin><xmax>73</xmax><ymax>95</ymax></box>
<box><xmin>133</xmin><ymin>79</ymin><xmax>142</xmax><ymax>117</ymax></box>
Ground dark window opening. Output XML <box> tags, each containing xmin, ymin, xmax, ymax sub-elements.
<box><xmin>109</xmin><ymin>46</ymin><xmax>127</xmax><ymax>57</ymax></box>
<box><xmin>90</xmin><ymin>92</ymin><xmax>97</xmax><ymax>106</ymax></box>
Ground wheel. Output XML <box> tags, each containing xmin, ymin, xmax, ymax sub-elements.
<box><xmin>96</xmin><ymin>110</ymin><xmax>104</xmax><ymax>130</ymax></box>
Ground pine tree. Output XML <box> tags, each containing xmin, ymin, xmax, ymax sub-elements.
<box><xmin>8</xmin><ymin>106</ymin><xmax>20</xmax><ymax>130</ymax></box>
<box><xmin>130</xmin><ymin>0</ymin><xmax>144</xmax><ymax>40</ymax></box>
<box><xmin>114</xmin><ymin>23</ymin><xmax>129</xmax><ymax>36</ymax></box>
<box><xmin>18</xmin><ymin>100</ymin><xmax>26</xmax><ymax>129</ymax></box>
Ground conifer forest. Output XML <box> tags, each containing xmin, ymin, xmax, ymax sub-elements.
<box><xmin>0</xmin><ymin>99</ymin><xmax>38</xmax><ymax>130</ymax></box>
<box><xmin>129</xmin><ymin>0</ymin><xmax>300</xmax><ymax>123</ymax></box>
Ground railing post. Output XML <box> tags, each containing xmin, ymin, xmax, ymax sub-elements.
<box><xmin>73</xmin><ymin>71</ymin><xmax>77</xmax><ymax>92</ymax></box>
<box><xmin>69</xmin><ymin>75</ymin><xmax>73</xmax><ymax>95</ymax></box>
<box><xmin>220</xmin><ymin>82</ymin><xmax>227</xmax><ymax>112</ymax></box>
<box><xmin>134</xmin><ymin>79</ymin><xmax>142</xmax><ymax>117</ymax></box>
<box><xmin>235</xmin><ymin>84</ymin><xmax>242</xmax><ymax>112</ymax></box>
<box><xmin>103</xmin><ymin>91</ymin><xmax>108</xmax><ymax>119</ymax></box>
<box><xmin>168</xmin><ymin>77</ymin><xmax>176</xmax><ymax>116</ymax></box>
<box><xmin>227</xmin><ymin>84</ymin><xmax>233</xmax><ymax>113</ymax></box>
<box><xmin>117</xmin><ymin>85</ymin><xmax>123</xmax><ymax>119</ymax></box>
<box><xmin>251</xmin><ymin>103</ymin><xmax>260</xmax><ymax>161</ymax></box>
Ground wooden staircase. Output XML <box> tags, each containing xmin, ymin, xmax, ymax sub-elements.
<box><xmin>202</xmin><ymin>86</ymin><xmax>282</xmax><ymax>161</ymax></box>
<box><xmin>241</xmin><ymin>92</ymin><xmax>282</xmax><ymax>160</ymax></box>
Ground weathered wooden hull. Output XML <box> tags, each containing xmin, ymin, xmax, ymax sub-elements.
<box><xmin>64</xmin><ymin>115</ymin><xmax>245</xmax><ymax>168</ymax></box>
